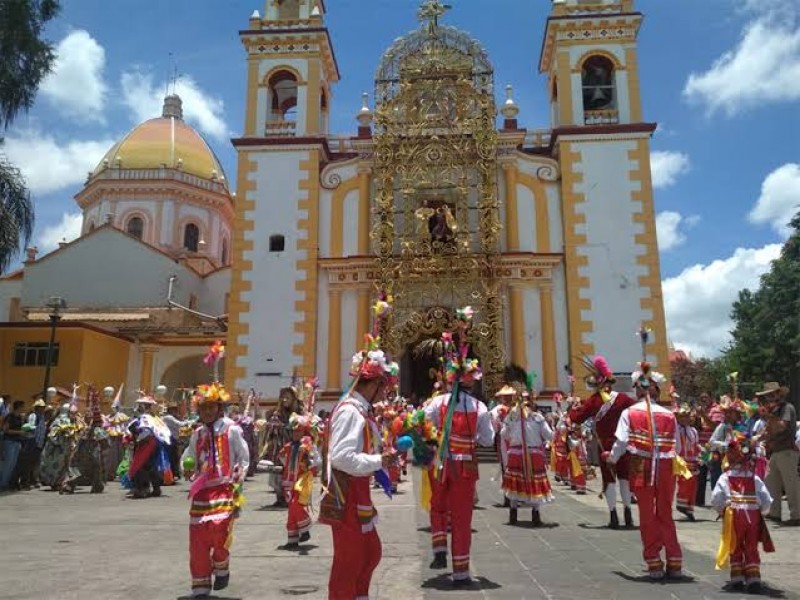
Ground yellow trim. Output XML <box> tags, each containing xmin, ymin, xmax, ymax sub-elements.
<box><xmin>225</xmin><ymin>151</ymin><xmax>257</xmax><ymax>385</ymax></box>
<box><xmin>558</xmin><ymin>142</ymin><xmax>594</xmax><ymax>396</ymax></box>
<box><xmin>509</xmin><ymin>287</ymin><xmax>527</xmax><ymax>367</ymax></box>
<box><xmin>140</xmin><ymin>346</ymin><xmax>157</xmax><ymax>392</ymax></box>
<box><xmin>625</xmin><ymin>47</ymin><xmax>643</xmax><ymax>122</ymax></box>
<box><xmin>305</xmin><ymin>59</ymin><xmax>321</xmax><ymax>135</ymax></box>
<box><xmin>572</xmin><ymin>49</ymin><xmax>625</xmax><ymax>73</ymax></box>
<box><xmin>540</xmin><ymin>286</ymin><xmax>559</xmax><ymax>389</ymax></box>
<box><xmin>245</xmin><ymin>58</ymin><xmax>260</xmax><ymax>136</ymax></box>
<box><xmin>293</xmin><ymin>151</ymin><xmax>322</xmax><ymax>377</ymax></box>
<box><xmin>556</xmin><ymin>51</ymin><xmax>574</xmax><ymax>126</ymax></box>
<box><xmin>502</xmin><ymin>163</ymin><xmax>519</xmax><ymax>251</ymax></box>
<box><xmin>262</xmin><ymin>64</ymin><xmax>306</xmax><ymax>86</ymax></box>
<box><xmin>357</xmin><ymin>169</ymin><xmax>371</xmax><ymax>254</ymax></box>
<box><xmin>629</xmin><ymin>140</ymin><xmax>670</xmax><ymax>378</ymax></box>
<box><xmin>356</xmin><ymin>289</ymin><xmax>370</xmax><ymax>349</ymax></box>
<box><xmin>330</xmin><ymin>176</ymin><xmax>359</xmax><ymax>258</ymax></box>
<box><xmin>517</xmin><ymin>171</ymin><xmax>551</xmax><ymax>253</ymax></box>
<box><xmin>326</xmin><ymin>289</ymin><xmax>342</xmax><ymax>389</ymax></box>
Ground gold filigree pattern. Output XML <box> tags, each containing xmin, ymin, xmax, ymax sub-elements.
<box><xmin>371</xmin><ymin>10</ymin><xmax>505</xmax><ymax>394</ymax></box>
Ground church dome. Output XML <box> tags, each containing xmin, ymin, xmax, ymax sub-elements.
<box><xmin>93</xmin><ymin>95</ymin><xmax>228</xmax><ymax>187</ymax></box>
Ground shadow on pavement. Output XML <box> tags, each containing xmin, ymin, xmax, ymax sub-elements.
<box><xmin>506</xmin><ymin>521</ymin><xmax>560</xmax><ymax>529</ymax></box>
<box><xmin>577</xmin><ymin>523</ymin><xmax>639</xmax><ymax>531</ymax></box>
<box><xmin>612</xmin><ymin>571</ymin><xmax>696</xmax><ymax>585</ymax></box>
<box><xmin>177</xmin><ymin>596</ymin><xmax>243</xmax><ymax>600</ymax></box>
<box><xmin>720</xmin><ymin>583</ymin><xmax>788</xmax><ymax>598</ymax></box>
<box><xmin>421</xmin><ymin>573</ymin><xmax>502</xmax><ymax>592</ymax></box>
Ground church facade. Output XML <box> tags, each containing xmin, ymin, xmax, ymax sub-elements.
<box><xmin>226</xmin><ymin>0</ymin><xmax>669</xmax><ymax>400</ymax></box>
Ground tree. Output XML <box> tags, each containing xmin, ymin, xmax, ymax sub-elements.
<box><xmin>726</xmin><ymin>213</ymin><xmax>800</xmax><ymax>399</ymax></box>
<box><xmin>0</xmin><ymin>0</ymin><xmax>61</xmax><ymax>273</ymax></box>
<box><xmin>670</xmin><ymin>355</ymin><xmax>735</xmax><ymax>400</ymax></box>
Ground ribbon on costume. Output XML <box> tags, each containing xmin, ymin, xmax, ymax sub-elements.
<box><xmin>715</xmin><ymin>507</ymin><xmax>737</xmax><ymax>570</ymax></box>
<box><xmin>569</xmin><ymin>450</ymin><xmax>582</xmax><ymax>478</ymax></box>
<box><xmin>294</xmin><ymin>471</ymin><xmax>314</xmax><ymax>506</ymax></box>
<box><xmin>419</xmin><ymin>468</ymin><xmax>432</xmax><ymax>511</ymax></box>
<box><xmin>672</xmin><ymin>455</ymin><xmax>693</xmax><ymax>480</ymax></box>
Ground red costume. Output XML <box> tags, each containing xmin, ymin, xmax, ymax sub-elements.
<box><xmin>567</xmin><ymin>430</ymin><xmax>588</xmax><ymax>494</ymax></box>
<box><xmin>280</xmin><ymin>422</ymin><xmax>320</xmax><ymax>547</ymax></box>
<box><xmin>551</xmin><ymin>421</ymin><xmax>571</xmax><ymax>484</ymax></box>
<box><xmin>424</xmin><ymin>388</ymin><xmax>494</xmax><ymax>582</ymax></box>
<box><xmin>675</xmin><ymin>415</ymin><xmax>701</xmax><ymax>518</ymax></box>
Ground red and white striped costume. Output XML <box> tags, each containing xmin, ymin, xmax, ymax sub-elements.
<box><xmin>676</xmin><ymin>423</ymin><xmax>702</xmax><ymax>514</ymax></box>
<box><xmin>280</xmin><ymin>438</ymin><xmax>321</xmax><ymax>545</ymax></box>
<box><xmin>182</xmin><ymin>418</ymin><xmax>249</xmax><ymax>598</ymax></box>
<box><xmin>500</xmin><ymin>407</ymin><xmax>553</xmax><ymax>506</ymax></box>
<box><xmin>425</xmin><ymin>390</ymin><xmax>494</xmax><ymax>581</ymax></box>
<box><xmin>611</xmin><ymin>400</ymin><xmax>683</xmax><ymax>578</ymax></box>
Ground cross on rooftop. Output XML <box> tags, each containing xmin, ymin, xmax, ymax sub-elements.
<box><xmin>418</xmin><ymin>0</ymin><xmax>452</xmax><ymax>28</ymax></box>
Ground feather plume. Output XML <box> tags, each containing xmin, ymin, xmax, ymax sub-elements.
<box><xmin>593</xmin><ymin>356</ymin><xmax>613</xmax><ymax>379</ymax></box>
<box><xmin>504</xmin><ymin>363</ymin><xmax>528</xmax><ymax>386</ymax></box>
<box><xmin>413</xmin><ymin>338</ymin><xmax>444</xmax><ymax>359</ymax></box>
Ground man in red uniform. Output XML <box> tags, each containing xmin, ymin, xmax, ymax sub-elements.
<box><xmin>424</xmin><ymin>359</ymin><xmax>494</xmax><ymax>586</ymax></box>
<box><xmin>609</xmin><ymin>362</ymin><xmax>683</xmax><ymax>580</ymax></box>
<box><xmin>568</xmin><ymin>356</ymin><xmax>637</xmax><ymax>528</ymax></box>
<box><xmin>320</xmin><ymin>347</ymin><xmax>398</xmax><ymax>600</ymax></box>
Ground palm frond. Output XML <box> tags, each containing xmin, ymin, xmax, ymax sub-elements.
<box><xmin>503</xmin><ymin>363</ymin><xmax>528</xmax><ymax>385</ymax></box>
<box><xmin>412</xmin><ymin>338</ymin><xmax>444</xmax><ymax>359</ymax></box>
<box><xmin>0</xmin><ymin>152</ymin><xmax>33</xmax><ymax>273</ymax></box>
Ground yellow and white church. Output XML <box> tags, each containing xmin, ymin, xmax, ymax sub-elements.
<box><xmin>0</xmin><ymin>0</ymin><xmax>668</xmax><ymax>407</ymax></box>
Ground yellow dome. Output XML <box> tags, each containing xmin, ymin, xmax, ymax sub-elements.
<box><xmin>93</xmin><ymin>97</ymin><xmax>227</xmax><ymax>186</ymax></box>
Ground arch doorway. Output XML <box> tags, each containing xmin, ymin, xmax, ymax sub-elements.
<box><xmin>399</xmin><ymin>338</ymin><xmax>482</xmax><ymax>404</ymax></box>
<box><xmin>160</xmin><ymin>354</ymin><xmax>226</xmax><ymax>393</ymax></box>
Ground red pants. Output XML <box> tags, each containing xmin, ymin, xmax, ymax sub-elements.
<box><xmin>730</xmin><ymin>510</ymin><xmax>762</xmax><ymax>583</ymax></box>
<box><xmin>428</xmin><ymin>467</ymin><xmax>448</xmax><ymax>553</ymax></box>
<box><xmin>189</xmin><ymin>517</ymin><xmax>231</xmax><ymax>596</ymax></box>
<box><xmin>437</xmin><ymin>461</ymin><xmax>477</xmax><ymax>580</ymax></box>
<box><xmin>286</xmin><ymin>490</ymin><xmax>311</xmax><ymax>543</ymax></box>
<box><xmin>555</xmin><ymin>454</ymin><xmax>570</xmax><ymax>482</ymax></box>
<box><xmin>675</xmin><ymin>474</ymin><xmax>697</xmax><ymax>512</ymax></box>
<box><xmin>328</xmin><ymin>493</ymin><xmax>382</xmax><ymax>599</ymax></box>
<box><xmin>632</xmin><ymin>458</ymin><xmax>682</xmax><ymax>576</ymax></box>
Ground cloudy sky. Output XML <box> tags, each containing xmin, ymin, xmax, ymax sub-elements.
<box><xmin>3</xmin><ymin>0</ymin><xmax>799</xmax><ymax>358</ymax></box>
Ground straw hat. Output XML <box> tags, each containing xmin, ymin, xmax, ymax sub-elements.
<box><xmin>755</xmin><ymin>382</ymin><xmax>789</xmax><ymax>398</ymax></box>
<box><xmin>495</xmin><ymin>385</ymin><xmax>517</xmax><ymax>397</ymax></box>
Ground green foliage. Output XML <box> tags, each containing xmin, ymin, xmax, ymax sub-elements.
<box><xmin>0</xmin><ymin>0</ymin><xmax>61</xmax><ymax>273</ymax></box>
<box><xmin>670</xmin><ymin>355</ymin><xmax>735</xmax><ymax>400</ymax></box>
<box><xmin>725</xmin><ymin>213</ymin><xmax>800</xmax><ymax>390</ymax></box>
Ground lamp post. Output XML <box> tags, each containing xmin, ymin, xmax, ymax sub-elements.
<box><xmin>41</xmin><ymin>296</ymin><xmax>66</xmax><ymax>401</ymax></box>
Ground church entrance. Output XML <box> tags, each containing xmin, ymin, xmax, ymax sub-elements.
<box><xmin>398</xmin><ymin>338</ymin><xmax>483</xmax><ymax>404</ymax></box>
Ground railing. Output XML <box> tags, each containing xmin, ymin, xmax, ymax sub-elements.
<box><xmin>523</xmin><ymin>129</ymin><xmax>552</xmax><ymax>148</ymax></box>
<box><xmin>89</xmin><ymin>167</ymin><xmax>228</xmax><ymax>191</ymax></box>
<box><xmin>264</xmin><ymin>120</ymin><xmax>297</xmax><ymax>137</ymax></box>
<box><xmin>584</xmin><ymin>109</ymin><xmax>619</xmax><ymax>125</ymax></box>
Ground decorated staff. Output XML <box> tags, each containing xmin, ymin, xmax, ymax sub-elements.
<box><xmin>319</xmin><ymin>292</ymin><xmax>398</xmax><ymax>600</ymax></box>
<box><xmin>203</xmin><ymin>341</ymin><xmax>225</xmax><ymax>383</ymax></box>
<box><xmin>423</xmin><ymin>307</ymin><xmax>494</xmax><ymax>586</ymax></box>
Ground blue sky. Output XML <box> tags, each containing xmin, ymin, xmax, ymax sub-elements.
<box><xmin>3</xmin><ymin>0</ymin><xmax>799</xmax><ymax>357</ymax></box>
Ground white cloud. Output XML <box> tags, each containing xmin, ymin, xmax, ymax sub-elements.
<box><xmin>664</xmin><ymin>244</ymin><xmax>781</xmax><ymax>357</ymax></box>
<box><xmin>683</xmin><ymin>16</ymin><xmax>800</xmax><ymax>116</ymax></box>
<box><xmin>121</xmin><ymin>70</ymin><xmax>228</xmax><ymax>140</ymax></box>
<box><xmin>650</xmin><ymin>151</ymin><xmax>690</xmax><ymax>189</ymax></box>
<box><xmin>748</xmin><ymin>163</ymin><xmax>800</xmax><ymax>236</ymax></box>
<box><xmin>40</xmin><ymin>30</ymin><xmax>108</xmax><ymax>123</ymax></box>
<box><xmin>3</xmin><ymin>130</ymin><xmax>116</xmax><ymax>195</ymax></box>
<box><xmin>656</xmin><ymin>211</ymin><xmax>700</xmax><ymax>252</ymax></box>
<box><xmin>36</xmin><ymin>212</ymin><xmax>84</xmax><ymax>254</ymax></box>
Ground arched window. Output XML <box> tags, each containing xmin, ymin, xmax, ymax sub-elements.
<box><xmin>581</xmin><ymin>55</ymin><xmax>616</xmax><ymax>111</ymax></box>
<box><xmin>184</xmin><ymin>223</ymin><xmax>200</xmax><ymax>252</ymax></box>
<box><xmin>221</xmin><ymin>238</ymin><xmax>229</xmax><ymax>265</ymax></box>
<box><xmin>269</xmin><ymin>234</ymin><xmax>285</xmax><ymax>253</ymax></box>
<box><xmin>269</xmin><ymin>71</ymin><xmax>298</xmax><ymax>121</ymax></box>
<box><xmin>126</xmin><ymin>216</ymin><xmax>144</xmax><ymax>240</ymax></box>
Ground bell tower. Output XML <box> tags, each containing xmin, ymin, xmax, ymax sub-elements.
<box><xmin>240</xmin><ymin>0</ymin><xmax>338</xmax><ymax>137</ymax></box>
<box><xmin>540</xmin><ymin>0</ymin><xmax>669</xmax><ymax>389</ymax></box>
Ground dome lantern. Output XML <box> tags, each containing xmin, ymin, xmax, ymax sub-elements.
<box><xmin>162</xmin><ymin>94</ymin><xmax>184</xmax><ymax>120</ymax></box>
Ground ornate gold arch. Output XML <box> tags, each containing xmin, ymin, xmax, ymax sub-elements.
<box><xmin>371</xmin><ymin>5</ymin><xmax>505</xmax><ymax>394</ymax></box>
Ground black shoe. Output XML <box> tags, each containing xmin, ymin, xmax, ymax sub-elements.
<box><xmin>746</xmin><ymin>581</ymin><xmax>762</xmax><ymax>594</ymax></box>
<box><xmin>272</xmin><ymin>496</ymin><xmax>288</xmax><ymax>508</ymax></box>
<box><xmin>151</xmin><ymin>487</ymin><xmax>162</xmax><ymax>498</ymax></box>
<box><xmin>509</xmin><ymin>508</ymin><xmax>518</xmax><ymax>525</ymax></box>
<box><xmin>451</xmin><ymin>577</ymin><xmax>473</xmax><ymax>588</ymax></box>
<box><xmin>676</xmin><ymin>508</ymin><xmax>696</xmax><ymax>522</ymax></box>
<box><xmin>299</xmin><ymin>531</ymin><xmax>310</xmax><ymax>543</ymax></box>
<box><xmin>723</xmin><ymin>581</ymin><xmax>744</xmax><ymax>592</ymax></box>
<box><xmin>281</xmin><ymin>541</ymin><xmax>299</xmax><ymax>550</ymax></box>
<box><xmin>213</xmin><ymin>574</ymin><xmax>229</xmax><ymax>591</ymax></box>
<box><xmin>532</xmin><ymin>509</ymin><xmax>543</xmax><ymax>527</ymax></box>
<box><xmin>503</xmin><ymin>497</ymin><xmax>510</xmax><ymax>508</ymax></box>
<box><xmin>624</xmin><ymin>507</ymin><xmax>634</xmax><ymax>528</ymax></box>
<box><xmin>609</xmin><ymin>510</ymin><xmax>620</xmax><ymax>529</ymax></box>
<box><xmin>429</xmin><ymin>552</ymin><xmax>447</xmax><ymax>569</ymax></box>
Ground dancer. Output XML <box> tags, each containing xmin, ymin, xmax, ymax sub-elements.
<box><xmin>320</xmin><ymin>342</ymin><xmax>398</xmax><ymax>600</ymax></box>
<box><xmin>675</xmin><ymin>403</ymin><xmax>702</xmax><ymax>521</ymax></box>
<box><xmin>609</xmin><ymin>362</ymin><xmax>683</xmax><ymax>580</ymax></box>
<box><xmin>490</xmin><ymin>385</ymin><xmax>514</xmax><ymax>505</ymax></box>
<box><xmin>281</xmin><ymin>413</ymin><xmax>321</xmax><ymax>549</ymax></box>
<box><xmin>182</xmin><ymin>382</ymin><xmax>249</xmax><ymax>598</ymax></box>
<box><xmin>712</xmin><ymin>432</ymin><xmax>774</xmax><ymax>592</ymax></box>
<box><xmin>568</xmin><ymin>355</ymin><xmax>637</xmax><ymax>528</ymax></box>
<box><xmin>567</xmin><ymin>423</ymin><xmax>588</xmax><ymax>495</ymax></box>
<box><xmin>127</xmin><ymin>395</ymin><xmax>172</xmax><ymax>499</ymax></box>
<box><xmin>501</xmin><ymin>387</ymin><xmax>554</xmax><ymax>526</ymax></box>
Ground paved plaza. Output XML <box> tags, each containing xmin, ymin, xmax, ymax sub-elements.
<box><xmin>2</xmin><ymin>464</ymin><xmax>800</xmax><ymax>600</ymax></box>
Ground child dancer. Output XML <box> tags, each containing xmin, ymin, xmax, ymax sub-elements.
<box><xmin>281</xmin><ymin>413</ymin><xmax>321</xmax><ymax>548</ymax></box>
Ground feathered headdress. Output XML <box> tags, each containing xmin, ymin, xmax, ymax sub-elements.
<box><xmin>580</xmin><ymin>355</ymin><xmax>616</xmax><ymax>389</ymax></box>
<box><xmin>631</xmin><ymin>361</ymin><xmax>666</xmax><ymax>389</ymax></box>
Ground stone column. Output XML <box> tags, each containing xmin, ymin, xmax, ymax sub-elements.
<box><xmin>540</xmin><ymin>285</ymin><xmax>559</xmax><ymax>389</ymax></box>
<box><xmin>327</xmin><ymin>289</ymin><xmax>342</xmax><ymax>390</ymax></box>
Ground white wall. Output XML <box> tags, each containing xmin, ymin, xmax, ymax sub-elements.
<box><xmin>0</xmin><ymin>278</ymin><xmax>23</xmax><ymax>321</ymax></box>
<box><xmin>199</xmin><ymin>267</ymin><xmax>231</xmax><ymax>315</ymax></box>
<box><xmin>237</xmin><ymin>149</ymin><xmax>309</xmax><ymax>396</ymax></box>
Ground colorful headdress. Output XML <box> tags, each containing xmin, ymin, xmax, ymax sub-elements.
<box><xmin>195</xmin><ymin>382</ymin><xmax>231</xmax><ymax>405</ymax></box>
<box><xmin>289</xmin><ymin>412</ymin><xmax>313</xmax><ymax>433</ymax></box>
<box><xmin>631</xmin><ymin>361</ymin><xmax>666</xmax><ymax>390</ymax></box>
<box><xmin>726</xmin><ymin>431</ymin><xmax>754</xmax><ymax>465</ymax></box>
<box><xmin>348</xmin><ymin>293</ymin><xmax>399</xmax><ymax>385</ymax></box>
<box><xmin>674</xmin><ymin>402</ymin><xmax>693</xmax><ymax>416</ymax></box>
<box><xmin>580</xmin><ymin>355</ymin><xmax>616</xmax><ymax>389</ymax></box>
<box><xmin>719</xmin><ymin>395</ymin><xmax>745</xmax><ymax>414</ymax></box>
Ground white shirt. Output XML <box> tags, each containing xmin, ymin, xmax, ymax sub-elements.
<box><xmin>181</xmin><ymin>417</ymin><xmax>250</xmax><ymax>475</ymax></box>
<box><xmin>501</xmin><ymin>409</ymin><xmax>552</xmax><ymax>448</ymax></box>
<box><xmin>489</xmin><ymin>404</ymin><xmax>508</xmax><ymax>433</ymax></box>
<box><xmin>610</xmin><ymin>400</ymin><xmax>680</xmax><ymax>463</ymax></box>
<box><xmin>328</xmin><ymin>392</ymin><xmax>382</xmax><ymax>477</ymax></box>
<box><xmin>424</xmin><ymin>391</ymin><xmax>495</xmax><ymax>448</ymax></box>
<box><xmin>711</xmin><ymin>468</ymin><xmax>773</xmax><ymax>514</ymax></box>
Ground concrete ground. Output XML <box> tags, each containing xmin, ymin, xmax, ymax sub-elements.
<box><xmin>1</xmin><ymin>465</ymin><xmax>799</xmax><ymax>600</ymax></box>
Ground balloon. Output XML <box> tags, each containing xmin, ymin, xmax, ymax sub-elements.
<box><xmin>397</xmin><ymin>435</ymin><xmax>414</xmax><ymax>452</ymax></box>
<box><xmin>182</xmin><ymin>456</ymin><xmax>196</xmax><ymax>472</ymax></box>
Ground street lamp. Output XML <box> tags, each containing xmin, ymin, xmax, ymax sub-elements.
<box><xmin>41</xmin><ymin>296</ymin><xmax>67</xmax><ymax>401</ymax></box>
